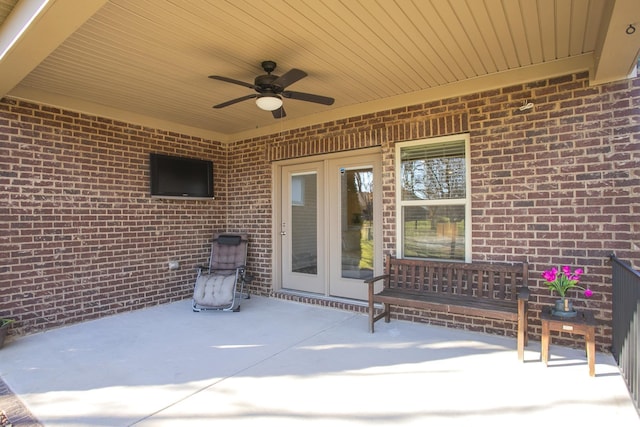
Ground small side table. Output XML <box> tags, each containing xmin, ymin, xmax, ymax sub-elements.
<box><xmin>540</xmin><ymin>307</ymin><xmax>596</xmax><ymax>376</ymax></box>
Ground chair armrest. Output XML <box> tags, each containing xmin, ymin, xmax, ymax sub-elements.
<box><xmin>235</xmin><ymin>266</ymin><xmax>253</xmax><ymax>283</ymax></box>
<box><xmin>195</xmin><ymin>265</ymin><xmax>210</xmax><ymax>272</ymax></box>
<box><xmin>517</xmin><ymin>287</ymin><xmax>530</xmax><ymax>300</ymax></box>
<box><xmin>364</xmin><ymin>274</ymin><xmax>389</xmax><ymax>285</ymax></box>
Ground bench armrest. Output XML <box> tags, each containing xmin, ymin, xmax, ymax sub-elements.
<box><xmin>517</xmin><ymin>286</ymin><xmax>530</xmax><ymax>300</ymax></box>
<box><xmin>364</xmin><ymin>274</ymin><xmax>389</xmax><ymax>285</ymax></box>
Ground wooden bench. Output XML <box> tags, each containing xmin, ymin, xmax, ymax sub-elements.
<box><xmin>365</xmin><ymin>256</ymin><xmax>530</xmax><ymax>360</ymax></box>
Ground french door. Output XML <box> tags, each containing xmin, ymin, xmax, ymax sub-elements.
<box><xmin>277</xmin><ymin>151</ymin><xmax>381</xmax><ymax>300</ymax></box>
<box><xmin>280</xmin><ymin>162</ymin><xmax>325</xmax><ymax>294</ymax></box>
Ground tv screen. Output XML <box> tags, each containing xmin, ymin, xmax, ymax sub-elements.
<box><xmin>149</xmin><ymin>153</ymin><xmax>214</xmax><ymax>199</ymax></box>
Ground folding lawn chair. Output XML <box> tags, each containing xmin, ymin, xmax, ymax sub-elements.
<box><xmin>192</xmin><ymin>232</ymin><xmax>250</xmax><ymax>312</ymax></box>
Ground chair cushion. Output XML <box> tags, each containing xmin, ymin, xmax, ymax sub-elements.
<box><xmin>194</xmin><ymin>273</ymin><xmax>235</xmax><ymax>307</ymax></box>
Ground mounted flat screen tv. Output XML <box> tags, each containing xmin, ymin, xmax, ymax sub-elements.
<box><xmin>149</xmin><ymin>153</ymin><xmax>214</xmax><ymax>199</ymax></box>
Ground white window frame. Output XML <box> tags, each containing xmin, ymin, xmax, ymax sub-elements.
<box><xmin>395</xmin><ymin>134</ymin><xmax>471</xmax><ymax>262</ymax></box>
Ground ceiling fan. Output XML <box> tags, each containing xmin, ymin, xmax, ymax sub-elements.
<box><xmin>209</xmin><ymin>60</ymin><xmax>335</xmax><ymax>118</ymax></box>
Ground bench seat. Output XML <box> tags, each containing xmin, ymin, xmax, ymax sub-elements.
<box><xmin>365</xmin><ymin>256</ymin><xmax>530</xmax><ymax>360</ymax></box>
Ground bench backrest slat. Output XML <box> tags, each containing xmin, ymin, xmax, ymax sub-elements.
<box><xmin>385</xmin><ymin>256</ymin><xmax>527</xmax><ymax>302</ymax></box>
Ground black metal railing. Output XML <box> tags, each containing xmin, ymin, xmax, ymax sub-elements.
<box><xmin>610</xmin><ymin>253</ymin><xmax>640</xmax><ymax>413</ymax></box>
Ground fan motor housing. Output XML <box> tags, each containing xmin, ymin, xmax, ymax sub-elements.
<box><xmin>255</xmin><ymin>74</ymin><xmax>281</xmax><ymax>92</ymax></box>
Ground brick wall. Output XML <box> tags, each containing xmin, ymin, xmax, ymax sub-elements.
<box><xmin>2</xmin><ymin>71</ymin><xmax>639</xmax><ymax>351</ymax></box>
<box><xmin>224</xmin><ymin>137</ymin><xmax>273</xmax><ymax>295</ymax></box>
<box><xmin>0</xmin><ymin>98</ymin><xmax>227</xmax><ymax>335</ymax></box>
<box><xmin>228</xmin><ymin>72</ymin><xmax>639</xmax><ymax>351</ymax></box>
<box><xmin>466</xmin><ymin>73</ymin><xmax>640</xmax><ymax>348</ymax></box>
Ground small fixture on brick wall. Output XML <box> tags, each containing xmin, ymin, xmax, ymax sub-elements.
<box><xmin>518</xmin><ymin>100</ymin><xmax>534</xmax><ymax>112</ymax></box>
<box><xmin>168</xmin><ymin>260</ymin><xmax>180</xmax><ymax>270</ymax></box>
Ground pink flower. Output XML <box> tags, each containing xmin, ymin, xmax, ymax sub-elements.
<box><xmin>542</xmin><ymin>269</ymin><xmax>557</xmax><ymax>282</ymax></box>
<box><xmin>542</xmin><ymin>265</ymin><xmax>588</xmax><ymax>298</ymax></box>
<box><xmin>584</xmin><ymin>289</ymin><xmax>593</xmax><ymax>298</ymax></box>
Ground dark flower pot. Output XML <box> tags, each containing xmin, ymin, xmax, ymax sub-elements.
<box><xmin>552</xmin><ymin>298</ymin><xmax>577</xmax><ymax>318</ymax></box>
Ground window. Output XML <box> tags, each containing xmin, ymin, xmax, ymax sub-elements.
<box><xmin>291</xmin><ymin>175</ymin><xmax>305</xmax><ymax>206</ymax></box>
<box><xmin>396</xmin><ymin>134</ymin><xmax>470</xmax><ymax>261</ymax></box>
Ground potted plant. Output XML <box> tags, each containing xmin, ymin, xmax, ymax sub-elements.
<box><xmin>0</xmin><ymin>318</ymin><xmax>13</xmax><ymax>349</ymax></box>
<box><xmin>541</xmin><ymin>266</ymin><xmax>593</xmax><ymax>317</ymax></box>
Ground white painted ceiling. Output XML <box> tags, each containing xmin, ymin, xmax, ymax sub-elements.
<box><xmin>1</xmin><ymin>0</ymin><xmax>639</xmax><ymax>142</ymax></box>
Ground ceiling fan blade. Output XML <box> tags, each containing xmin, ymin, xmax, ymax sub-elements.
<box><xmin>272</xmin><ymin>106</ymin><xmax>286</xmax><ymax>119</ymax></box>
<box><xmin>272</xmin><ymin>68</ymin><xmax>307</xmax><ymax>89</ymax></box>
<box><xmin>209</xmin><ymin>75</ymin><xmax>257</xmax><ymax>90</ymax></box>
<box><xmin>213</xmin><ymin>94</ymin><xmax>257</xmax><ymax>109</ymax></box>
<box><xmin>282</xmin><ymin>90</ymin><xmax>335</xmax><ymax>105</ymax></box>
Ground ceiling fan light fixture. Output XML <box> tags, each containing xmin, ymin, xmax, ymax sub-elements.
<box><xmin>255</xmin><ymin>95</ymin><xmax>283</xmax><ymax>111</ymax></box>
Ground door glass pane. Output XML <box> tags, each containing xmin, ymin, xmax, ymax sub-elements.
<box><xmin>291</xmin><ymin>173</ymin><xmax>317</xmax><ymax>274</ymax></box>
<box><xmin>340</xmin><ymin>168</ymin><xmax>373</xmax><ymax>279</ymax></box>
<box><xmin>403</xmin><ymin>204</ymin><xmax>465</xmax><ymax>260</ymax></box>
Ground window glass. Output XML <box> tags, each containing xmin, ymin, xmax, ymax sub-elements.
<box><xmin>400</xmin><ymin>140</ymin><xmax>466</xmax><ymax>201</ymax></box>
<box><xmin>397</xmin><ymin>136</ymin><xmax>469</xmax><ymax>261</ymax></box>
<box><xmin>403</xmin><ymin>205</ymin><xmax>465</xmax><ymax>260</ymax></box>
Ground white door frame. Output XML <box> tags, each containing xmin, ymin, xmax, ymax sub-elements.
<box><xmin>280</xmin><ymin>162</ymin><xmax>325</xmax><ymax>294</ymax></box>
<box><xmin>272</xmin><ymin>147</ymin><xmax>382</xmax><ymax>298</ymax></box>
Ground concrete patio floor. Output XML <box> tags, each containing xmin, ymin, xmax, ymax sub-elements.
<box><xmin>0</xmin><ymin>296</ymin><xmax>637</xmax><ymax>426</ymax></box>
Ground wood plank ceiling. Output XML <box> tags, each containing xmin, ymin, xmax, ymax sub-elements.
<box><xmin>0</xmin><ymin>0</ymin><xmax>638</xmax><ymax>142</ymax></box>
